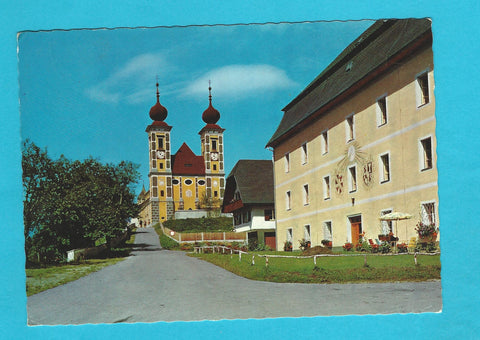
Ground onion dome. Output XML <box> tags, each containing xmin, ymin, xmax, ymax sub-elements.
<box><xmin>202</xmin><ymin>82</ymin><xmax>220</xmax><ymax>124</ymax></box>
<box><xmin>149</xmin><ymin>82</ymin><xmax>168</xmax><ymax>121</ymax></box>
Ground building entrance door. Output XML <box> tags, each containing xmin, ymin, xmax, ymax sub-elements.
<box><xmin>349</xmin><ymin>215</ymin><xmax>362</xmax><ymax>245</ymax></box>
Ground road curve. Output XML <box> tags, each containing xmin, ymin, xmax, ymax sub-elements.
<box><xmin>27</xmin><ymin>227</ymin><xmax>442</xmax><ymax>325</ymax></box>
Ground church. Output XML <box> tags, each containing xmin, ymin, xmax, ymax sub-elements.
<box><xmin>140</xmin><ymin>82</ymin><xmax>225</xmax><ymax>226</ymax></box>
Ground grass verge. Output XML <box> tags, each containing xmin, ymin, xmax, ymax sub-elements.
<box><xmin>190</xmin><ymin>252</ymin><xmax>441</xmax><ymax>284</ymax></box>
<box><xmin>26</xmin><ymin>229</ymin><xmax>136</xmax><ymax>296</ymax></box>
<box><xmin>26</xmin><ymin>258</ymin><xmax>125</xmax><ymax>296</ymax></box>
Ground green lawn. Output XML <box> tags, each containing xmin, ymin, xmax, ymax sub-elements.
<box><xmin>190</xmin><ymin>252</ymin><xmax>441</xmax><ymax>284</ymax></box>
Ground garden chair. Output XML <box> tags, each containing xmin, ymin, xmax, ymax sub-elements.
<box><xmin>407</xmin><ymin>237</ymin><xmax>417</xmax><ymax>253</ymax></box>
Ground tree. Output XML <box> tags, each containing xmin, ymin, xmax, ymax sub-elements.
<box><xmin>22</xmin><ymin>140</ymin><xmax>140</xmax><ymax>264</ymax></box>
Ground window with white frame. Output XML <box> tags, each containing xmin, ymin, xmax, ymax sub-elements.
<box><xmin>321</xmin><ymin>130</ymin><xmax>328</xmax><ymax>154</ymax></box>
<box><xmin>421</xmin><ymin>202</ymin><xmax>436</xmax><ymax>225</ymax></box>
<box><xmin>284</xmin><ymin>153</ymin><xmax>290</xmax><ymax>173</ymax></box>
<box><xmin>377</xmin><ymin>96</ymin><xmax>387</xmax><ymax>126</ymax></box>
<box><xmin>303</xmin><ymin>184</ymin><xmax>309</xmax><ymax>205</ymax></box>
<box><xmin>287</xmin><ymin>228</ymin><xmax>293</xmax><ymax>242</ymax></box>
<box><xmin>323</xmin><ymin>221</ymin><xmax>332</xmax><ymax>241</ymax></box>
<box><xmin>380</xmin><ymin>153</ymin><xmax>390</xmax><ymax>183</ymax></box>
<box><xmin>286</xmin><ymin>191</ymin><xmax>291</xmax><ymax>210</ymax></box>
<box><xmin>323</xmin><ymin>175</ymin><xmax>331</xmax><ymax>200</ymax></box>
<box><xmin>381</xmin><ymin>209</ymin><xmax>393</xmax><ymax>234</ymax></box>
<box><xmin>304</xmin><ymin>225</ymin><xmax>311</xmax><ymax>241</ymax></box>
<box><xmin>346</xmin><ymin>114</ymin><xmax>355</xmax><ymax>142</ymax></box>
<box><xmin>416</xmin><ymin>71</ymin><xmax>430</xmax><ymax>107</ymax></box>
<box><xmin>348</xmin><ymin>165</ymin><xmax>357</xmax><ymax>192</ymax></box>
<box><xmin>301</xmin><ymin>143</ymin><xmax>308</xmax><ymax>164</ymax></box>
<box><xmin>420</xmin><ymin>137</ymin><xmax>433</xmax><ymax>170</ymax></box>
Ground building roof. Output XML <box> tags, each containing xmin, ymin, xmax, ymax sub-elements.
<box><xmin>171</xmin><ymin>142</ymin><xmax>206</xmax><ymax>175</ymax></box>
<box><xmin>266</xmin><ymin>18</ymin><xmax>432</xmax><ymax>148</ymax></box>
<box><xmin>224</xmin><ymin>160</ymin><xmax>274</xmax><ymax>206</ymax></box>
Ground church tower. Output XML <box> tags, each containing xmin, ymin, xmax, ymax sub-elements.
<box><xmin>199</xmin><ymin>83</ymin><xmax>225</xmax><ymax>204</ymax></box>
<box><xmin>145</xmin><ymin>82</ymin><xmax>174</xmax><ymax>223</ymax></box>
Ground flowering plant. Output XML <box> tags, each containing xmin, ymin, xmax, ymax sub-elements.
<box><xmin>397</xmin><ymin>242</ymin><xmax>408</xmax><ymax>253</ymax></box>
<box><xmin>321</xmin><ymin>239</ymin><xmax>332</xmax><ymax>247</ymax></box>
<box><xmin>343</xmin><ymin>242</ymin><xmax>353</xmax><ymax>251</ymax></box>
<box><xmin>284</xmin><ymin>241</ymin><xmax>293</xmax><ymax>251</ymax></box>
<box><xmin>415</xmin><ymin>222</ymin><xmax>438</xmax><ymax>237</ymax></box>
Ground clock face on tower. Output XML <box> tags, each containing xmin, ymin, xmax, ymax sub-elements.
<box><xmin>156</xmin><ymin>150</ymin><xmax>165</xmax><ymax>159</ymax></box>
<box><xmin>210</xmin><ymin>152</ymin><xmax>219</xmax><ymax>161</ymax></box>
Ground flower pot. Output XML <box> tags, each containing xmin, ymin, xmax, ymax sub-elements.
<box><xmin>419</xmin><ymin>233</ymin><xmax>437</xmax><ymax>243</ymax></box>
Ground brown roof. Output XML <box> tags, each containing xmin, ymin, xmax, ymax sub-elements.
<box><xmin>171</xmin><ymin>143</ymin><xmax>206</xmax><ymax>175</ymax></box>
<box><xmin>267</xmin><ymin>18</ymin><xmax>432</xmax><ymax>147</ymax></box>
<box><xmin>223</xmin><ymin>160</ymin><xmax>274</xmax><ymax>207</ymax></box>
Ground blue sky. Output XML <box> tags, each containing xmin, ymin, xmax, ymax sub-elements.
<box><xmin>19</xmin><ymin>20</ymin><xmax>373</xmax><ymax>195</ymax></box>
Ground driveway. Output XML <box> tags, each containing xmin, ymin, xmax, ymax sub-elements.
<box><xmin>27</xmin><ymin>227</ymin><xmax>442</xmax><ymax>325</ymax></box>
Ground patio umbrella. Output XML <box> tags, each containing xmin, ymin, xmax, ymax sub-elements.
<box><xmin>379</xmin><ymin>212</ymin><xmax>413</xmax><ymax>251</ymax></box>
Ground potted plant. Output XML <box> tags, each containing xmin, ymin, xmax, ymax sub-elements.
<box><xmin>284</xmin><ymin>240</ymin><xmax>293</xmax><ymax>252</ymax></box>
<box><xmin>321</xmin><ymin>239</ymin><xmax>333</xmax><ymax>248</ymax></box>
<box><xmin>415</xmin><ymin>222</ymin><xmax>438</xmax><ymax>243</ymax></box>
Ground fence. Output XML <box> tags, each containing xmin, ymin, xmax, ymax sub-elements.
<box><xmin>162</xmin><ymin>225</ymin><xmax>247</xmax><ymax>244</ymax></box>
<box><xmin>191</xmin><ymin>245</ymin><xmax>440</xmax><ymax>267</ymax></box>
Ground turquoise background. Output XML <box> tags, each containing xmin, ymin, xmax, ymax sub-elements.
<box><xmin>1</xmin><ymin>1</ymin><xmax>479</xmax><ymax>338</ymax></box>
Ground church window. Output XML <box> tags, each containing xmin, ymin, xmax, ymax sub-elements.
<box><xmin>157</xmin><ymin>136</ymin><xmax>164</xmax><ymax>149</ymax></box>
<box><xmin>184</xmin><ymin>179</ymin><xmax>193</xmax><ymax>185</ymax></box>
<box><xmin>285</xmin><ymin>153</ymin><xmax>290</xmax><ymax>173</ymax></box>
<box><xmin>172</xmin><ymin>179</ymin><xmax>179</xmax><ymax>185</ymax></box>
<box><xmin>160</xmin><ymin>190</ymin><xmax>164</xmax><ymax>197</ymax></box>
<box><xmin>198</xmin><ymin>179</ymin><xmax>206</xmax><ymax>185</ymax></box>
<box><xmin>213</xmin><ymin>164</ymin><xmax>217</xmax><ymax>171</ymax></box>
<box><xmin>152</xmin><ymin>160</ymin><xmax>157</xmax><ymax>169</ymax></box>
<box><xmin>214</xmin><ymin>191</ymin><xmax>218</xmax><ymax>197</ymax></box>
<box><xmin>212</xmin><ymin>139</ymin><xmax>218</xmax><ymax>151</ymax></box>
<box><xmin>159</xmin><ymin>162</ymin><xmax>164</xmax><ymax>169</ymax></box>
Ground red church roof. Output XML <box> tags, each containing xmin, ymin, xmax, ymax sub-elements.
<box><xmin>171</xmin><ymin>143</ymin><xmax>206</xmax><ymax>175</ymax></box>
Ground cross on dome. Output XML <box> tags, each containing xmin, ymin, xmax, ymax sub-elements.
<box><xmin>202</xmin><ymin>81</ymin><xmax>220</xmax><ymax>124</ymax></box>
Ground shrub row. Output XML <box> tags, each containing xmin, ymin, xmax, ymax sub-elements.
<box><xmin>163</xmin><ymin>217</ymin><xmax>234</xmax><ymax>233</ymax></box>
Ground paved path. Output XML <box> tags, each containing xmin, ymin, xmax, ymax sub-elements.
<box><xmin>27</xmin><ymin>227</ymin><xmax>442</xmax><ymax>325</ymax></box>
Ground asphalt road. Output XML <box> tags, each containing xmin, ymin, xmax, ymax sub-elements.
<box><xmin>27</xmin><ymin>227</ymin><xmax>442</xmax><ymax>325</ymax></box>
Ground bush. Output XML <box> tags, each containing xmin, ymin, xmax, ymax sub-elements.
<box><xmin>379</xmin><ymin>242</ymin><xmax>391</xmax><ymax>254</ymax></box>
<box><xmin>163</xmin><ymin>217</ymin><xmax>234</xmax><ymax>233</ymax></box>
<box><xmin>397</xmin><ymin>243</ymin><xmax>408</xmax><ymax>253</ymax></box>
<box><xmin>343</xmin><ymin>242</ymin><xmax>353</xmax><ymax>251</ymax></box>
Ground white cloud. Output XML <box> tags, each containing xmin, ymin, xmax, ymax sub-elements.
<box><xmin>183</xmin><ymin>64</ymin><xmax>297</xmax><ymax>99</ymax></box>
<box><xmin>85</xmin><ymin>52</ymin><xmax>169</xmax><ymax>104</ymax></box>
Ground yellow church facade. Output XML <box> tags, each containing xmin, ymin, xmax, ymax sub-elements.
<box><xmin>267</xmin><ymin>19</ymin><xmax>438</xmax><ymax>250</ymax></box>
<box><xmin>144</xmin><ymin>83</ymin><xmax>225</xmax><ymax>224</ymax></box>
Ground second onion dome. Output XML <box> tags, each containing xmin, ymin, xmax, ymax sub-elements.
<box><xmin>202</xmin><ymin>83</ymin><xmax>220</xmax><ymax>124</ymax></box>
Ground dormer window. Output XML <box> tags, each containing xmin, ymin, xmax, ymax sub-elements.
<box><xmin>346</xmin><ymin>61</ymin><xmax>353</xmax><ymax>72</ymax></box>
